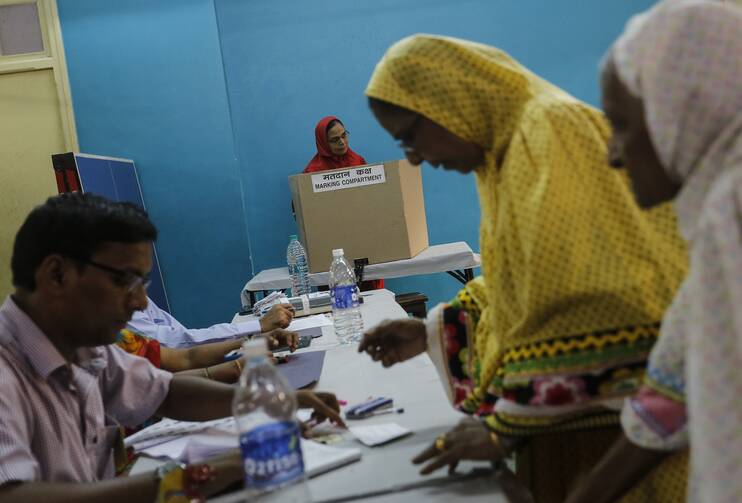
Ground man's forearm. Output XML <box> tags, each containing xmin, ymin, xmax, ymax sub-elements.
<box><xmin>0</xmin><ymin>472</ymin><xmax>156</xmax><ymax>503</ymax></box>
<box><xmin>178</xmin><ymin>359</ymin><xmax>241</xmax><ymax>383</ymax></box>
<box><xmin>566</xmin><ymin>433</ymin><xmax>669</xmax><ymax>503</ymax></box>
<box><xmin>186</xmin><ymin>339</ymin><xmax>243</xmax><ymax>369</ymax></box>
<box><xmin>157</xmin><ymin>374</ymin><xmax>234</xmax><ymax>420</ymax></box>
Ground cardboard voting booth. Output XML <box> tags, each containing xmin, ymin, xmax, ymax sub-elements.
<box><xmin>289</xmin><ymin>159</ymin><xmax>429</xmax><ymax>273</ymax></box>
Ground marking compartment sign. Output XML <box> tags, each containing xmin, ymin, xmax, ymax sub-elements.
<box><xmin>311</xmin><ymin>165</ymin><xmax>386</xmax><ymax>193</ymax></box>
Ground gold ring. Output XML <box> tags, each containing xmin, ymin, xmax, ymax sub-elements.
<box><xmin>435</xmin><ymin>436</ymin><xmax>446</xmax><ymax>452</ymax></box>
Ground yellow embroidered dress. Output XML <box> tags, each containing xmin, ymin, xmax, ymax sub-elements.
<box><xmin>366</xmin><ymin>35</ymin><xmax>688</xmax><ymax>436</ymax></box>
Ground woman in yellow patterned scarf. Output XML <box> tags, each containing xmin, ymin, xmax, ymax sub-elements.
<box><xmin>358</xmin><ymin>34</ymin><xmax>687</xmax><ymax>502</ymax></box>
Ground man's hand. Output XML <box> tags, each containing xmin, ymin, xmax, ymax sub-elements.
<box><xmin>259</xmin><ymin>304</ymin><xmax>294</xmax><ymax>332</ymax></box>
<box><xmin>196</xmin><ymin>449</ymin><xmax>244</xmax><ymax>497</ymax></box>
<box><xmin>264</xmin><ymin>329</ymin><xmax>299</xmax><ymax>352</ymax></box>
<box><xmin>358</xmin><ymin>318</ymin><xmax>427</xmax><ymax>367</ymax></box>
<box><xmin>412</xmin><ymin>418</ymin><xmax>504</xmax><ymax>475</ymax></box>
<box><xmin>297</xmin><ymin>390</ymin><xmax>346</xmax><ymax>428</ymax></box>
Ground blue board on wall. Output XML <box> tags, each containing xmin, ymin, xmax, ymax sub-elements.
<box><xmin>51</xmin><ymin>152</ymin><xmax>171</xmax><ymax>313</ymax></box>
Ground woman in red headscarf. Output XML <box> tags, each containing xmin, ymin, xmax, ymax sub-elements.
<box><xmin>303</xmin><ymin>116</ymin><xmax>367</xmax><ymax>173</ymax></box>
<box><xmin>301</xmin><ymin>116</ymin><xmax>383</xmax><ymax>290</ymax></box>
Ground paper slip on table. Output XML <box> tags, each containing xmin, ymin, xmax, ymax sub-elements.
<box><xmin>133</xmin><ymin>290</ymin><xmax>508</xmax><ymax>502</ymax></box>
<box><xmin>241</xmin><ymin>241</ymin><xmax>481</xmax><ymax>306</ymax></box>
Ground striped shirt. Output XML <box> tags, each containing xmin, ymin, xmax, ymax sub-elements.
<box><xmin>0</xmin><ymin>296</ymin><xmax>172</xmax><ymax>484</ymax></box>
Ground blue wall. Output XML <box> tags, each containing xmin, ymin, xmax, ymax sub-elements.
<box><xmin>57</xmin><ymin>0</ymin><xmax>655</xmax><ymax>325</ymax></box>
<box><xmin>57</xmin><ymin>0</ymin><xmax>253</xmax><ymax>326</ymax></box>
<box><xmin>214</xmin><ymin>0</ymin><xmax>655</xmax><ymax>308</ymax></box>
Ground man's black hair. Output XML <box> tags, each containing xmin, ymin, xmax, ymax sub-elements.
<box><xmin>11</xmin><ymin>192</ymin><xmax>157</xmax><ymax>291</ymax></box>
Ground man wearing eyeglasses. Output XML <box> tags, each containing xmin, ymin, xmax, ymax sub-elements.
<box><xmin>0</xmin><ymin>193</ymin><xmax>337</xmax><ymax>501</ymax></box>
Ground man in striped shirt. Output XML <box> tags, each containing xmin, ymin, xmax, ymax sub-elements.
<box><xmin>0</xmin><ymin>193</ymin><xmax>244</xmax><ymax>502</ymax></box>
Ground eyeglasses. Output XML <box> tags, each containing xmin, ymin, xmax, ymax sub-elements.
<box><xmin>75</xmin><ymin>257</ymin><xmax>151</xmax><ymax>293</ymax></box>
<box><xmin>327</xmin><ymin>130</ymin><xmax>349</xmax><ymax>146</ymax></box>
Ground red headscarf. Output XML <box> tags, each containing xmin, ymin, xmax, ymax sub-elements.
<box><xmin>303</xmin><ymin>116</ymin><xmax>367</xmax><ymax>173</ymax></box>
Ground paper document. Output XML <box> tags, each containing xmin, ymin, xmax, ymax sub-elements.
<box><xmin>302</xmin><ymin>440</ymin><xmax>362</xmax><ymax>477</ymax></box>
<box><xmin>277</xmin><ymin>350</ymin><xmax>326</xmax><ymax>389</ymax></box>
<box><xmin>287</xmin><ymin>314</ymin><xmax>333</xmax><ymax>338</ymax></box>
<box><xmin>349</xmin><ymin>423</ymin><xmax>412</xmax><ymax>447</ymax></box>
<box><xmin>131</xmin><ymin>417</ymin><xmax>360</xmax><ymax>476</ymax></box>
<box><xmin>125</xmin><ymin>417</ymin><xmax>234</xmax><ymax>451</ymax></box>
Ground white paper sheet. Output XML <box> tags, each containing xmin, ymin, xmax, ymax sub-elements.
<box><xmin>348</xmin><ymin>423</ymin><xmax>412</xmax><ymax>447</ymax></box>
<box><xmin>125</xmin><ymin>417</ymin><xmax>235</xmax><ymax>450</ymax></box>
<box><xmin>134</xmin><ymin>423</ymin><xmax>361</xmax><ymax>477</ymax></box>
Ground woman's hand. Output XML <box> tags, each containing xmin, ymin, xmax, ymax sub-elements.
<box><xmin>264</xmin><ymin>329</ymin><xmax>300</xmax><ymax>352</ymax></box>
<box><xmin>259</xmin><ymin>304</ymin><xmax>295</xmax><ymax>332</ymax></box>
<box><xmin>296</xmin><ymin>390</ymin><xmax>346</xmax><ymax>428</ymax></box>
<box><xmin>412</xmin><ymin>418</ymin><xmax>505</xmax><ymax>475</ymax></box>
<box><xmin>358</xmin><ymin>319</ymin><xmax>427</xmax><ymax>367</ymax></box>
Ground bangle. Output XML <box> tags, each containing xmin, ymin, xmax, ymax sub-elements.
<box><xmin>155</xmin><ymin>461</ymin><xmax>185</xmax><ymax>503</ymax></box>
<box><xmin>184</xmin><ymin>464</ymin><xmax>216</xmax><ymax>503</ymax></box>
<box><xmin>204</xmin><ymin>367</ymin><xmax>213</xmax><ymax>380</ymax></box>
<box><xmin>155</xmin><ymin>461</ymin><xmax>215</xmax><ymax>503</ymax></box>
<box><xmin>234</xmin><ymin>358</ymin><xmax>243</xmax><ymax>375</ymax></box>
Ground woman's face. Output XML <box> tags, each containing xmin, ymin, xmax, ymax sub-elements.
<box><xmin>326</xmin><ymin>122</ymin><xmax>349</xmax><ymax>156</ymax></box>
<box><xmin>369</xmin><ymin>100</ymin><xmax>484</xmax><ymax>174</ymax></box>
<box><xmin>601</xmin><ymin>62</ymin><xmax>680</xmax><ymax>208</ymax></box>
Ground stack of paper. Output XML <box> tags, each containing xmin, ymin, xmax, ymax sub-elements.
<box><xmin>128</xmin><ymin>417</ymin><xmax>361</xmax><ymax>476</ymax></box>
<box><xmin>125</xmin><ymin>417</ymin><xmax>234</xmax><ymax>451</ymax></box>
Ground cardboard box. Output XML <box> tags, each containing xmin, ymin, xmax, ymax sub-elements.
<box><xmin>289</xmin><ymin>159</ymin><xmax>429</xmax><ymax>273</ymax></box>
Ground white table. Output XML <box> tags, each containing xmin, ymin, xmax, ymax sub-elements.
<box><xmin>241</xmin><ymin>242</ymin><xmax>481</xmax><ymax>306</ymax></box>
<box><xmin>134</xmin><ymin>290</ymin><xmax>507</xmax><ymax>502</ymax></box>
<box><xmin>225</xmin><ymin>289</ymin><xmax>505</xmax><ymax>502</ymax></box>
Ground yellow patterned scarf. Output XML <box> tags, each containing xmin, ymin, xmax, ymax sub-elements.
<box><xmin>366</xmin><ymin>35</ymin><xmax>687</xmax><ymax>399</ymax></box>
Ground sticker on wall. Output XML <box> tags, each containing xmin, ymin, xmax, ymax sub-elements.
<box><xmin>311</xmin><ymin>165</ymin><xmax>386</xmax><ymax>193</ymax></box>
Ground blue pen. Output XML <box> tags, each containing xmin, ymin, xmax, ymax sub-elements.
<box><xmin>224</xmin><ymin>350</ymin><xmax>242</xmax><ymax>362</ymax></box>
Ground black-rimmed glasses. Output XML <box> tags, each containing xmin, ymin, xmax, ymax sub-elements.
<box><xmin>76</xmin><ymin>257</ymin><xmax>151</xmax><ymax>293</ymax></box>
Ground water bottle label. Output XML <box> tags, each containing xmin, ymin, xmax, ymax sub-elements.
<box><xmin>331</xmin><ymin>285</ymin><xmax>359</xmax><ymax>309</ymax></box>
<box><xmin>239</xmin><ymin>421</ymin><xmax>305</xmax><ymax>490</ymax></box>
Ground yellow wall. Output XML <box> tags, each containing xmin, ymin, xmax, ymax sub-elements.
<box><xmin>0</xmin><ymin>69</ymin><xmax>65</xmax><ymax>296</ymax></box>
<box><xmin>0</xmin><ymin>0</ymin><xmax>76</xmax><ymax>298</ymax></box>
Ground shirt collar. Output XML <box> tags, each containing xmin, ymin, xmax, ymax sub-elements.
<box><xmin>0</xmin><ymin>296</ymin><xmax>105</xmax><ymax>380</ymax></box>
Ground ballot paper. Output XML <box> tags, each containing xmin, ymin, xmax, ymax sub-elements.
<box><xmin>130</xmin><ymin>417</ymin><xmax>361</xmax><ymax>476</ymax></box>
<box><xmin>125</xmin><ymin>417</ymin><xmax>234</xmax><ymax>451</ymax></box>
<box><xmin>349</xmin><ymin>423</ymin><xmax>412</xmax><ymax>447</ymax></box>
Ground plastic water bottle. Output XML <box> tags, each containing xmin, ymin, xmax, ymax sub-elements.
<box><xmin>233</xmin><ymin>338</ymin><xmax>311</xmax><ymax>502</ymax></box>
<box><xmin>328</xmin><ymin>249</ymin><xmax>364</xmax><ymax>344</ymax></box>
<box><xmin>287</xmin><ymin>235</ymin><xmax>311</xmax><ymax>297</ymax></box>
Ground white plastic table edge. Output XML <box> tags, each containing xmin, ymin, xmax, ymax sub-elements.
<box><xmin>245</xmin><ymin>242</ymin><xmax>481</xmax><ymax>292</ymax></box>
